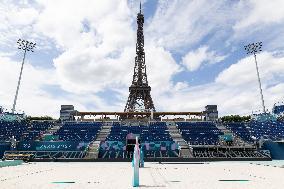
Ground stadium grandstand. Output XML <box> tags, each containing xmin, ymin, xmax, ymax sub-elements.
<box><xmin>1</xmin><ymin>113</ymin><xmax>278</xmax><ymax>161</ymax></box>
<box><xmin>2</xmin><ymin>95</ymin><xmax>283</xmax><ymax>161</ymax></box>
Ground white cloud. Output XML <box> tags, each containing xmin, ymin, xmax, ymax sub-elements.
<box><xmin>158</xmin><ymin>51</ymin><xmax>284</xmax><ymax>116</ymax></box>
<box><xmin>0</xmin><ymin>55</ymin><xmax>59</xmax><ymax>116</ymax></box>
<box><xmin>53</xmin><ymin>46</ymin><xmax>135</xmax><ymax>94</ymax></box>
<box><xmin>234</xmin><ymin>0</ymin><xmax>284</xmax><ymax>31</ymax></box>
<box><xmin>34</xmin><ymin>0</ymin><xmax>134</xmax><ymax>50</ymax></box>
<box><xmin>38</xmin><ymin>0</ymin><xmax>183</xmax><ymax>99</ymax></box>
<box><xmin>0</xmin><ymin>54</ymin><xmax>125</xmax><ymax>117</ymax></box>
<box><xmin>181</xmin><ymin>46</ymin><xmax>226</xmax><ymax>72</ymax></box>
<box><xmin>228</xmin><ymin>0</ymin><xmax>284</xmax><ymax>51</ymax></box>
<box><xmin>146</xmin><ymin>45</ymin><xmax>182</xmax><ymax>95</ymax></box>
<box><xmin>33</xmin><ymin>0</ymin><xmax>136</xmax><ymax>95</ymax></box>
<box><xmin>146</xmin><ymin>0</ymin><xmax>233</xmax><ymax>50</ymax></box>
<box><xmin>1</xmin><ymin>0</ymin><xmax>184</xmax><ymax>115</ymax></box>
<box><xmin>216</xmin><ymin>52</ymin><xmax>284</xmax><ymax>87</ymax></box>
<box><xmin>0</xmin><ymin>0</ymin><xmax>183</xmax><ymax>116</ymax></box>
<box><xmin>0</xmin><ymin>0</ymin><xmax>284</xmax><ymax>118</ymax></box>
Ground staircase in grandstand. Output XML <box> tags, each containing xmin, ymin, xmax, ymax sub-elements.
<box><xmin>216</xmin><ymin>122</ymin><xmax>250</xmax><ymax>146</ymax></box>
<box><xmin>166</xmin><ymin>122</ymin><xmax>192</xmax><ymax>158</ymax></box>
<box><xmin>40</xmin><ymin>122</ymin><xmax>61</xmax><ymax>141</ymax></box>
<box><xmin>85</xmin><ymin>122</ymin><xmax>113</xmax><ymax>159</ymax></box>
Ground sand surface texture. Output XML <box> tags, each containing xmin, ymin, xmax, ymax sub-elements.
<box><xmin>0</xmin><ymin>161</ymin><xmax>283</xmax><ymax>189</ymax></box>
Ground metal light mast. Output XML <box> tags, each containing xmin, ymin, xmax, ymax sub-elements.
<box><xmin>244</xmin><ymin>42</ymin><xmax>266</xmax><ymax>113</ymax></box>
<box><xmin>12</xmin><ymin>39</ymin><xmax>36</xmax><ymax>113</ymax></box>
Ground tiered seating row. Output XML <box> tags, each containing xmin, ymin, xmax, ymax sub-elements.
<box><xmin>0</xmin><ymin>120</ymin><xmax>56</xmax><ymax>141</ymax></box>
<box><xmin>225</xmin><ymin>120</ymin><xmax>284</xmax><ymax>142</ymax></box>
<box><xmin>106</xmin><ymin>122</ymin><xmax>172</xmax><ymax>142</ymax></box>
<box><xmin>273</xmin><ymin>105</ymin><xmax>284</xmax><ymax>115</ymax></box>
<box><xmin>249</xmin><ymin>120</ymin><xmax>284</xmax><ymax>140</ymax></box>
<box><xmin>24</xmin><ymin>121</ymin><xmax>55</xmax><ymax>141</ymax></box>
<box><xmin>176</xmin><ymin>122</ymin><xmax>223</xmax><ymax>145</ymax></box>
<box><xmin>0</xmin><ymin>120</ymin><xmax>29</xmax><ymax>141</ymax></box>
<box><xmin>54</xmin><ymin>122</ymin><xmax>102</xmax><ymax>142</ymax></box>
<box><xmin>224</xmin><ymin>122</ymin><xmax>253</xmax><ymax>142</ymax></box>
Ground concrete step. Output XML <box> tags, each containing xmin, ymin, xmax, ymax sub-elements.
<box><xmin>40</xmin><ymin>123</ymin><xmax>62</xmax><ymax>140</ymax></box>
<box><xmin>217</xmin><ymin>122</ymin><xmax>252</xmax><ymax>146</ymax></box>
<box><xmin>85</xmin><ymin>142</ymin><xmax>100</xmax><ymax>159</ymax></box>
<box><xmin>166</xmin><ymin>122</ymin><xmax>191</xmax><ymax>158</ymax></box>
<box><xmin>85</xmin><ymin>123</ymin><xmax>113</xmax><ymax>159</ymax></box>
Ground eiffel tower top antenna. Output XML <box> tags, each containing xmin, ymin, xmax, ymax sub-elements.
<box><xmin>139</xmin><ymin>1</ymin><xmax>142</xmax><ymax>14</ymax></box>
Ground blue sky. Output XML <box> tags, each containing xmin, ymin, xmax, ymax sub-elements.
<box><xmin>0</xmin><ymin>0</ymin><xmax>284</xmax><ymax>117</ymax></box>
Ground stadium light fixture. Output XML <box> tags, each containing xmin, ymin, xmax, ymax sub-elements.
<box><xmin>244</xmin><ymin>42</ymin><xmax>266</xmax><ymax>113</ymax></box>
<box><xmin>12</xmin><ymin>39</ymin><xmax>36</xmax><ymax>113</ymax></box>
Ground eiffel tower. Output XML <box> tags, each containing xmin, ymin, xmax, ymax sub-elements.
<box><xmin>124</xmin><ymin>3</ymin><xmax>155</xmax><ymax>112</ymax></box>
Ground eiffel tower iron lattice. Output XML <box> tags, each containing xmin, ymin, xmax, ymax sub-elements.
<box><xmin>124</xmin><ymin>3</ymin><xmax>155</xmax><ymax>113</ymax></box>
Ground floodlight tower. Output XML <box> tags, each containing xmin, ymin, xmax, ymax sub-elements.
<box><xmin>12</xmin><ymin>39</ymin><xmax>36</xmax><ymax>113</ymax></box>
<box><xmin>244</xmin><ymin>42</ymin><xmax>266</xmax><ymax>113</ymax></box>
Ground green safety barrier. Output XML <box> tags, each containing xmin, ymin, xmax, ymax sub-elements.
<box><xmin>219</xmin><ymin>134</ymin><xmax>233</xmax><ymax>142</ymax></box>
<box><xmin>0</xmin><ymin>160</ymin><xmax>23</xmax><ymax>168</ymax></box>
<box><xmin>43</xmin><ymin>135</ymin><xmax>59</xmax><ymax>141</ymax></box>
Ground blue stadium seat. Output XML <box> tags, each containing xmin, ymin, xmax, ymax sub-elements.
<box><xmin>23</xmin><ymin>121</ymin><xmax>55</xmax><ymax>141</ymax></box>
<box><xmin>225</xmin><ymin>120</ymin><xmax>284</xmax><ymax>142</ymax></box>
<box><xmin>0</xmin><ymin>120</ymin><xmax>29</xmax><ymax>141</ymax></box>
<box><xmin>176</xmin><ymin>122</ymin><xmax>223</xmax><ymax>145</ymax></box>
<box><xmin>106</xmin><ymin>122</ymin><xmax>172</xmax><ymax>142</ymax></box>
<box><xmin>54</xmin><ymin>121</ymin><xmax>102</xmax><ymax>142</ymax></box>
<box><xmin>224</xmin><ymin>122</ymin><xmax>253</xmax><ymax>142</ymax></box>
<box><xmin>273</xmin><ymin>105</ymin><xmax>284</xmax><ymax>115</ymax></box>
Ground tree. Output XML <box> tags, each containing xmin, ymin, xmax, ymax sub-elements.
<box><xmin>26</xmin><ymin>116</ymin><xmax>54</xmax><ymax>121</ymax></box>
<box><xmin>221</xmin><ymin>115</ymin><xmax>251</xmax><ymax>122</ymax></box>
